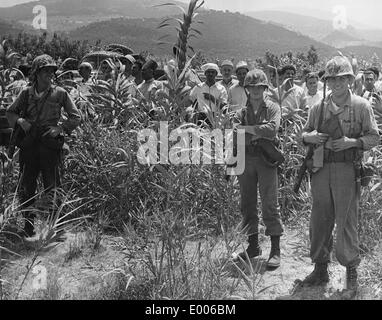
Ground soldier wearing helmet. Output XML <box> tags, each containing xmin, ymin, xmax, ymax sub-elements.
<box><xmin>228</xmin><ymin>61</ymin><xmax>250</xmax><ymax>112</ymax></box>
<box><xmin>6</xmin><ymin>54</ymin><xmax>81</xmax><ymax>238</ymax></box>
<box><xmin>232</xmin><ymin>69</ymin><xmax>284</xmax><ymax>269</ymax></box>
<box><xmin>300</xmin><ymin>55</ymin><xmax>380</xmax><ymax>298</ymax></box>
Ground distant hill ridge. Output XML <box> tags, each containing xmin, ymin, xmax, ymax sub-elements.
<box><xmin>0</xmin><ymin>0</ymin><xmax>188</xmax><ymax>20</ymax></box>
<box><xmin>67</xmin><ymin>10</ymin><xmax>336</xmax><ymax>59</ymax></box>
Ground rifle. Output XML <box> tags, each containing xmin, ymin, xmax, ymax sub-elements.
<box><xmin>7</xmin><ymin>93</ymin><xmax>28</xmax><ymax>159</ymax></box>
<box><xmin>293</xmin><ymin>80</ymin><xmax>326</xmax><ymax>194</ymax></box>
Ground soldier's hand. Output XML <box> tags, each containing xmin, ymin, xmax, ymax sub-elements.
<box><xmin>332</xmin><ymin>137</ymin><xmax>358</xmax><ymax>152</ymax></box>
<box><xmin>42</xmin><ymin>126</ymin><xmax>63</xmax><ymax>138</ymax></box>
<box><xmin>303</xmin><ymin>130</ymin><xmax>329</xmax><ymax>145</ymax></box>
<box><xmin>17</xmin><ymin>118</ymin><xmax>32</xmax><ymax>132</ymax></box>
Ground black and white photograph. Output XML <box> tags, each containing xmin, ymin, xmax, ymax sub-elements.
<box><xmin>0</xmin><ymin>0</ymin><xmax>382</xmax><ymax>305</ymax></box>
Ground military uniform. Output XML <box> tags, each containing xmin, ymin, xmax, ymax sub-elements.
<box><xmin>6</xmin><ymin>55</ymin><xmax>81</xmax><ymax>237</ymax></box>
<box><xmin>301</xmin><ymin>55</ymin><xmax>380</xmax><ymax>295</ymax></box>
<box><xmin>233</xmin><ymin>69</ymin><xmax>284</xmax><ymax>268</ymax></box>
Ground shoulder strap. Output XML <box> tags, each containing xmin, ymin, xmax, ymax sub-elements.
<box><xmin>316</xmin><ymin>82</ymin><xmax>327</xmax><ymax>131</ymax></box>
<box><xmin>34</xmin><ymin>87</ymin><xmax>53</xmax><ymax>123</ymax></box>
<box><xmin>19</xmin><ymin>88</ymin><xmax>30</xmax><ymax>118</ymax></box>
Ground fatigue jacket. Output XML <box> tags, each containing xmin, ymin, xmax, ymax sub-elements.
<box><xmin>234</xmin><ymin>97</ymin><xmax>281</xmax><ymax>146</ymax></box>
<box><xmin>303</xmin><ymin>90</ymin><xmax>380</xmax><ymax>151</ymax></box>
<box><xmin>7</xmin><ymin>85</ymin><xmax>81</xmax><ymax>134</ymax></box>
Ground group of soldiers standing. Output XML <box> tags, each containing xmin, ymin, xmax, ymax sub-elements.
<box><xmin>187</xmin><ymin>55</ymin><xmax>380</xmax><ymax>299</ymax></box>
<box><xmin>3</xmin><ymin>49</ymin><xmax>382</xmax><ymax>299</ymax></box>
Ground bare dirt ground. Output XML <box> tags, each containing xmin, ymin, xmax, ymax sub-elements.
<box><xmin>1</xmin><ymin>227</ymin><xmax>381</xmax><ymax>300</ymax></box>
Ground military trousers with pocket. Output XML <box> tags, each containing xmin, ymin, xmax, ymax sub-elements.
<box><xmin>310</xmin><ymin>162</ymin><xmax>361</xmax><ymax>267</ymax></box>
<box><xmin>237</xmin><ymin>154</ymin><xmax>284</xmax><ymax>236</ymax></box>
<box><xmin>19</xmin><ymin>141</ymin><xmax>62</xmax><ymax>212</ymax></box>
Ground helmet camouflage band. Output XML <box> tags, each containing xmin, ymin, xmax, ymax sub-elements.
<box><xmin>244</xmin><ymin>69</ymin><xmax>269</xmax><ymax>88</ymax></box>
<box><xmin>31</xmin><ymin>54</ymin><xmax>58</xmax><ymax>74</ymax></box>
<box><xmin>30</xmin><ymin>54</ymin><xmax>58</xmax><ymax>83</ymax></box>
<box><xmin>323</xmin><ymin>56</ymin><xmax>355</xmax><ymax>80</ymax></box>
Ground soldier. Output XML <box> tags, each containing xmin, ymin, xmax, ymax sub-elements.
<box><xmin>6</xmin><ymin>54</ymin><xmax>81</xmax><ymax>237</ymax></box>
<box><xmin>300</xmin><ymin>56</ymin><xmax>380</xmax><ymax>298</ymax></box>
<box><xmin>232</xmin><ymin>69</ymin><xmax>284</xmax><ymax>268</ymax></box>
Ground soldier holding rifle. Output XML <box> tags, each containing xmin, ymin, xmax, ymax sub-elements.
<box><xmin>300</xmin><ymin>55</ymin><xmax>379</xmax><ymax>297</ymax></box>
<box><xmin>6</xmin><ymin>54</ymin><xmax>81</xmax><ymax>237</ymax></box>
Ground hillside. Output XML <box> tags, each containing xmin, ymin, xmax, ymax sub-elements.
<box><xmin>341</xmin><ymin>45</ymin><xmax>382</xmax><ymax>60</ymax></box>
<box><xmin>245</xmin><ymin>10</ymin><xmax>334</xmax><ymax>41</ymax></box>
<box><xmin>0</xmin><ymin>0</ymin><xmax>188</xmax><ymax>31</ymax></box>
<box><xmin>245</xmin><ymin>10</ymin><xmax>382</xmax><ymax>49</ymax></box>
<box><xmin>322</xmin><ymin>30</ymin><xmax>365</xmax><ymax>48</ymax></box>
<box><xmin>0</xmin><ymin>18</ymin><xmax>32</xmax><ymax>36</ymax></box>
<box><xmin>68</xmin><ymin>10</ymin><xmax>337</xmax><ymax>59</ymax></box>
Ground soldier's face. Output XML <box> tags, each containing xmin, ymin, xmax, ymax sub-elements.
<box><xmin>327</xmin><ymin>75</ymin><xmax>352</xmax><ymax>96</ymax></box>
<box><xmin>37</xmin><ymin>67</ymin><xmax>55</xmax><ymax>86</ymax></box>
<box><xmin>364</xmin><ymin>73</ymin><xmax>376</xmax><ymax>91</ymax></box>
<box><xmin>221</xmin><ymin>66</ymin><xmax>233</xmax><ymax>79</ymax></box>
<box><xmin>246</xmin><ymin>85</ymin><xmax>266</xmax><ymax>100</ymax></box>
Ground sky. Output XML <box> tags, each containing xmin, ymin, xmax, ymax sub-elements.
<box><xmin>1</xmin><ymin>0</ymin><xmax>381</xmax><ymax>29</ymax></box>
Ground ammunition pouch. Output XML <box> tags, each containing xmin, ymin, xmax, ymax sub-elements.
<box><xmin>247</xmin><ymin>139</ymin><xmax>285</xmax><ymax>168</ymax></box>
<box><xmin>323</xmin><ymin>148</ymin><xmax>358</xmax><ymax>163</ymax></box>
<box><xmin>306</xmin><ymin>158</ymin><xmax>314</xmax><ymax>173</ymax></box>
<box><xmin>355</xmin><ymin>162</ymin><xmax>376</xmax><ymax>187</ymax></box>
<box><xmin>17</xmin><ymin>125</ymin><xmax>64</xmax><ymax>151</ymax></box>
<box><xmin>40</xmin><ymin>134</ymin><xmax>64</xmax><ymax>150</ymax></box>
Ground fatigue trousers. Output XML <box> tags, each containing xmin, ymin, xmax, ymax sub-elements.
<box><xmin>19</xmin><ymin>142</ymin><xmax>62</xmax><ymax>224</ymax></box>
<box><xmin>310</xmin><ymin>162</ymin><xmax>361</xmax><ymax>267</ymax></box>
<box><xmin>238</xmin><ymin>154</ymin><xmax>284</xmax><ymax>236</ymax></box>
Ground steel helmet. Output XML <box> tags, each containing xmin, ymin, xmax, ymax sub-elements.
<box><xmin>31</xmin><ymin>54</ymin><xmax>58</xmax><ymax>74</ymax></box>
<box><xmin>244</xmin><ymin>69</ymin><xmax>269</xmax><ymax>88</ymax></box>
<box><xmin>323</xmin><ymin>55</ymin><xmax>355</xmax><ymax>80</ymax></box>
<box><xmin>30</xmin><ymin>54</ymin><xmax>58</xmax><ymax>84</ymax></box>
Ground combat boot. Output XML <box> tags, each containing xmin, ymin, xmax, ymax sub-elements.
<box><xmin>343</xmin><ymin>266</ymin><xmax>358</xmax><ymax>299</ymax></box>
<box><xmin>267</xmin><ymin>235</ymin><xmax>281</xmax><ymax>268</ymax></box>
<box><xmin>234</xmin><ymin>234</ymin><xmax>262</xmax><ymax>263</ymax></box>
<box><xmin>301</xmin><ymin>263</ymin><xmax>330</xmax><ymax>286</ymax></box>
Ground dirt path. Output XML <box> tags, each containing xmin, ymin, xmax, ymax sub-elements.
<box><xmin>1</xmin><ymin>227</ymin><xmax>381</xmax><ymax>300</ymax></box>
<box><xmin>226</xmin><ymin>228</ymin><xmax>381</xmax><ymax>300</ymax></box>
